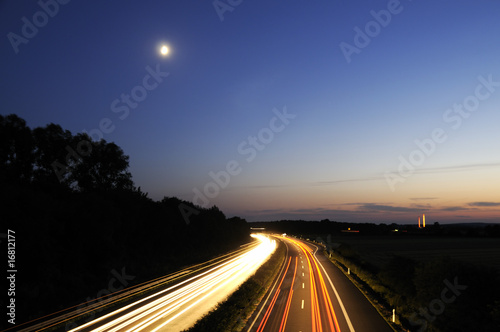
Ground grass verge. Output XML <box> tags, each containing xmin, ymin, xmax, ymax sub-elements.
<box><xmin>325</xmin><ymin>249</ymin><xmax>404</xmax><ymax>331</ymax></box>
<box><xmin>324</xmin><ymin>243</ymin><xmax>500</xmax><ymax>332</ymax></box>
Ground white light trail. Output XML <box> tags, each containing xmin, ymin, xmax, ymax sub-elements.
<box><xmin>70</xmin><ymin>234</ymin><xmax>275</xmax><ymax>332</ymax></box>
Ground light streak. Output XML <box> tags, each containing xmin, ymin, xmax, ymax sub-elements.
<box><xmin>285</xmin><ymin>237</ymin><xmax>342</xmax><ymax>332</ymax></box>
<box><xmin>255</xmin><ymin>236</ymin><xmax>342</xmax><ymax>332</ymax></box>
<box><xmin>68</xmin><ymin>234</ymin><xmax>275</xmax><ymax>332</ymax></box>
<box><xmin>279</xmin><ymin>257</ymin><xmax>297</xmax><ymax>332</ymax></box>
<box><xmin>256</xmin><ymin>257</ymin><xmax>292</xmax><ymax>332</ymax></box>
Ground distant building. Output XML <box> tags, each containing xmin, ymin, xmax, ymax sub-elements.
<box><xmin>418</xmin><ymin>214</ymin><xmax>426</xmax><ymax>228</ymax></box>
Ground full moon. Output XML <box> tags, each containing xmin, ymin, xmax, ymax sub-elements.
<box><xmin>160</xmin><ymin>45</ymin><xmax>169</xmax><ymax>56</ymax></box>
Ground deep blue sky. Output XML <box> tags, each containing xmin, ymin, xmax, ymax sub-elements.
<box><xmin>2</xmin><ymin>0</ymin><xmax>500</xmax><ymax>223</ymax></box>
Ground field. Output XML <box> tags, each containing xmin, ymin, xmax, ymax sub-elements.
<box><xmin>327</xmin><ymin>235</ymin><xmax>500</xmax><ymax>271</ymax></box>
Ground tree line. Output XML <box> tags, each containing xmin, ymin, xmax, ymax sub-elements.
<box><xmin>0</xmin><ymin>114</ymin><xmax>250</xmax><ymax>325</ymax></box>
<box><xmin>1</xmin><ymin>113</ymin><xmax>134</xmax><ymax>192</ymax></box>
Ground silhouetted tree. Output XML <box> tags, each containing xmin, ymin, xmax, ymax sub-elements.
<box><xmin>69</xmin><ymin>135</ymin><xmax>134</xmax><ymax>192</ymax></box>
<box><xmin>1</xmin><ymin>114</ymin><xmax>251</xmax><ymax>325</ymax></box>
<box><xmin>0</xmin><ymin>114</ymin><xmax>34</xmax><ymax>183</ymax></box>
<box><xmin>32</xmin><ymin>123</ymin><xmax>73</xmax><ymax>186</ymax></box>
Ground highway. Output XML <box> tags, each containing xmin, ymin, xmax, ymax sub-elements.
<box><xmin>11</xmin><ymin>234</ymin><xmax>393</xmax><ymax>332</ymax></box>
<box><xmin>246</xmin><ymin>235</ymin><xmax>393</xmax><ymax>332</ymax></box>
<box><xmin>11</xmin><ymin>234</ymin><xmax>275</xmax><ymax>332</ymax></box>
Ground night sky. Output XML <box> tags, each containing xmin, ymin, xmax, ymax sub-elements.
<box><xmin>1</xmin><ymin>0</ymin><xmax>499</xmax><ymax>223</ymax></box>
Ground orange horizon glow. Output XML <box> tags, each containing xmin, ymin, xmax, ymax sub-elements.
<box><xmin>223</xmin><ymin>195</ymin><xmax>500</xmax><ymax>223</ymax></box>
<box><xmin>213</xmin><ymin>165</ymin><xmax>500</xmax><ymax>223</ymax></box>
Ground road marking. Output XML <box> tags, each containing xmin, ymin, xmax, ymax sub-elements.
<box><xmin>313</xmin><ymin>245</ymin><xmax>356</xmax><ymax>332</ymax></box>
<box><xmin>301</xmin><ymin>299</ymin><xmax>304</xmax><ymax>309</ymax></box>
<box><xmin>302</xmin><ymin>283</ymin><xmax>304</xmax><ymax>288</ymax></box>
<box><xmin>302</xmin><ymin>266</ymin><xmax>304</xmax><ymax>269</ymax></box>
<box><xmin>302</xmin><ymin>272</ymin><xmax>304</xmax><ymax>277</ymax></box>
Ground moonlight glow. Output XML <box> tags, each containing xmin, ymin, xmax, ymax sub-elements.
<box><xmin>160</xmin><ymin>45</ymin><xmax>169</xmax><ymax>56</ymax></box>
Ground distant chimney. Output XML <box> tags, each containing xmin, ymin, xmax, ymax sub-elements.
<box><xmin>423</xmin><ymin>214</ymin><xmax>426</xmax><ymax>228</ymax></box>
<box><xmin>418</xmin><ymin>216</ymin><xmax>421</xmax><ymax>228</ymax></box>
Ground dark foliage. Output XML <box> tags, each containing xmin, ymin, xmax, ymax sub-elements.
<box><xmin>410</xmin><ymin>257</ymin><xmax>500</xmax><ymax>331</ymax></box>
<box><xmin>332</xmin><ymin>243</ymin><xmax>500</xmax><ymax>331</ymax></box>
<box><xmin>378</xmin><ymin>255</ymin><xmax>416</xmax><ymax>302</ymax></box>
<box><xmin>0</xmin><ymin>114</ymin><xmax>250</xmax><ymax>325</ymax></box>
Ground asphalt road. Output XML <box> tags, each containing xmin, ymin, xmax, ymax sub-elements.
<box><xmin>246</xmin><ymin>235</ymin><xmax>393</xmax><ymax>332</ymax></box>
